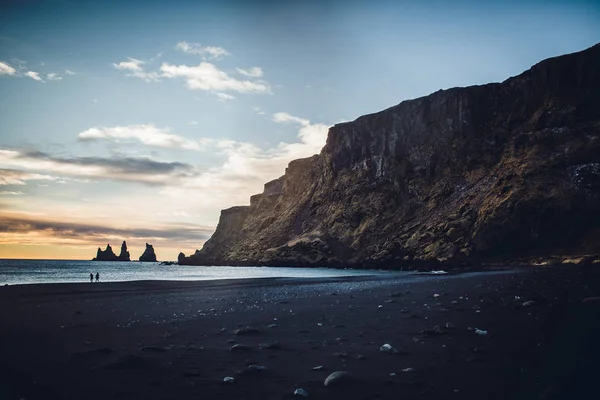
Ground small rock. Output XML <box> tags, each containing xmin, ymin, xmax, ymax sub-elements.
<box><xmin>522</xmin><ymin>300</ymin><xmax>536</xmax><ymax>307</ymax></box>
<box><xmin>380</xmin><ymin>344</ymin><xmax>399</xmax><ymax>354</ymax></box>
<box><xmin>222</xmin><ymin>376</ymin><xmax>235</xmax><ymax>384</ymax></box>
<box><xmin>294</xmin><ymin>388</ymin><xmax>309</xmax><ymax>397</ymax></box>
<box><xmin>259</xmin><ymin>342</ymin><xmax>281</xmax><ymax>350</ymax></box>
<box><xmin>268</xmin><ymin>324</ymin><xmax>277</xmax><ymax>328</ymax></box>
<box><xmin>475</xmin><ymin>329</ymin><xmax>488</xmax><ymax>336</ymax></box>
<box><xmin>390</xmin><ymin>372</ymin><xmax>397</xmax><ymax>377</ymax></box>
<box><xmin>433</xmin><ymin>294</ymin><xmax>440</xmax><ymax>298</ymax></box>
<box><xmin>378</xmin><ymin>305</ymin><xmax>384</xmax><ymax>309</ymax></box>
<box><xmin>230</xmin><ymin>344</ymin><xmax>251</xmax><ymax>352</ymax></box>
<box><xmin>312</xmin><ymin>365</ymin><xmax>325</xmax><ymax>371</ymax></box>
<box><xmin>402</xmin><ymin>367</ymin><xmax>416</xmax><ymax>372</ymax></box>
<box><xmin>324</xmin><ymin>371</ymin><xmax>353</xmax><ymax>387</ymax></box>
<box><xmin>445</xmin><ymin>322</ymin><xmax>455</xmax><ymax>329</ymax></box>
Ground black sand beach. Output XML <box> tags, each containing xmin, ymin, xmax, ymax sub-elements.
<box><xmin>1</xmin><ymin>267</ymin><xmax>600</xmax><ymax>400</ymax></box>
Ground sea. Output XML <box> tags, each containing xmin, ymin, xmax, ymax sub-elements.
<box><xmin>0</xmin><ymin>259</ymin><xmax>404</xmax><ymax>286</ymax></box>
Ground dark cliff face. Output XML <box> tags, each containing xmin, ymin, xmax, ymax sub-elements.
<box><xmin>181</xmin><ymin>43</ymin><xmax>600</xmax><ymax>268</ymax></box>
<box><xmin>139</xmin><ymin>243</ymin><xmax>157</xmax><ymax>262</ymax></box>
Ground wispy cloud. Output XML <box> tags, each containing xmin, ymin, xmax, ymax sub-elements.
<box><xmin>215</xmin><ymin>92</ymin><xmax>235</xmax><ymax>101</ymax></box>
<box><xmin>236</xmin><ymin>67</ymin><xmax>263</xmax><ymax>78</ymax></box>
<box><xmin>0</xmin><ymin>213</ymin><xmax>214</xmax><ymax>247</ymax></box>
<box><xmin>0</xmin><ymin>61</ymin><xmax>17</xmax><ymax>75</ymax></box>
<box><xmin>0</xmin><ymin>150</ymin><xmax>196</xmax><ymax>185</ymax></box>
<box><xmin>160</xmin><ymin>62</ymin><xmax>270</xmax><ymax>93</ymax></box>
<box><xmin>252</xmin><ymin>106</ymin><xmax>266</xmax><ymax>115</ymax></box>
<box><xmin>0</xmin><ymin>191</ymin><xmax>24</xmax><ymax>196</ymax></box>
<box><xmin>175</xmin><ymin>41</ymin><xmax>230</xmax><ymax>60</ymax></box>
<box><xmin>78</xmin><ymin>124</ymin><xmax>204</xmax><ymax>150</ymax></box>
<box><xmin>112</xmin><ymin>57</ymin><xmax>160</xmax><ymax>82</ymax></box>
<box><xmin>24</xmin><ymin>71</ymin><xmax>43</xmax><ymax>82</ymax></box>
<box><xmin>273</xmin><ymin>112</ymin><xmax>310</xmax><ymax>125</ymax></box>
<box><xmin>64</xmin><ymin>69</ymin><xmax>75</xmax><ymax>75</ymax></box>
<box><xmin>0</xmin><ymin>169</ymin><xmax>59</xmax><ymax>185</ymax></box>
<box><xmin>46</xmin><ymin>73</ymin><xmax>63</xmax><ymax>81</ymax></box>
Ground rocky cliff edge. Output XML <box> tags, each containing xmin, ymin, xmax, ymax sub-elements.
<box><xmin>181</xmin><ymin>44</ymin><xmax>600</xmax><ymax>268</ymax></box>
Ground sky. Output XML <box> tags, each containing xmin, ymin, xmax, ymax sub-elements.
<box><xmin>0</xmin><ymin>0</ymin><xmax>599</xmax><ymax>260</ymax></box>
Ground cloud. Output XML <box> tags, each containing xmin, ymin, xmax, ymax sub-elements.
<box><xmin>215</xmin><ymin>92</ymin><xmax>235</xmax><ymax>101</ymax></box>
<box><xmin>236</xmin><ymin>67</ymin><xmax>263</xmax><ymax>78</ymax></box>
<box><xmin>112</xmin><ymin>57</ymin><xmax>160</xmax><ymax>82</ymax></box>
<box><xmin>175</xmin><ymin>41</ymin><xmax>230</xmax><ymax>60</ymax></box>
<box><xmin>0</xmin><ymin>213</ymin><xmax>214</xmax><ymax>247</ymax></box>
<box><xmin>178</xmin><ymin>113</ymin><xmax>328</xmax><ymax>193</ymax></box>
<box><xmin>25</xmin><ymin>71</ymin><xmax>43</xmax><ymax>82</ymax></box>
<box><xmin>273</xmin><ymin>112</ymin><xmax>310</xmax><ymax>125</ymax></box>
<box><xmin>0</xmin><ymin>61</ymin><xmax>17</xmax><ymax>75</ymax></box>
<box><xmin>0</xmin><ymin>169</ymin><xmax>59</xmax><ymax>185</ymax></box>
<box><xmin>78</xmin><ymin>124</ymin><xmax>204</xmax><ymax>150</ymax></box>
<box><xmin>0</xmin><ymin>150</ymin><xmax>196</xmax><ymax>185</ymax></box>
<box><xmin>0</xmin><ymin>191</ymin><xmax>24</xmax><ymax>196</ymax></box>
<box><xmin>65</xmin><ymin>69</ymin><xmax>75</xmax><ymax>75</ymax></box>
<box><xmin>252</xmin><ymin>106</ymin><xmax>266</xmax><ymax>115</ymax></box>
<box><xmin>46</xmin><ymin>73</ymin><xmax>63</xmax><ymax>81</ymax></box>
<box><xmin>160</xmin><ymin>62</ymin><xmax>270</xmax><ymax>93</ymax></box>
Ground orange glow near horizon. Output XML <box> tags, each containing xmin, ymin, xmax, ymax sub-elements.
<box><xmin>0</xmin><ymin>243</ymin><xmax>196</xmax><ymax>261</ymax></box>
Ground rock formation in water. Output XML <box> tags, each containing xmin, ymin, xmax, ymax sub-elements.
<box><xmin>118</xmin><ymin>241</ymin><xmax>131</xmax><ymax>261</ymax></box>
<box><xmin>180</xmin><ymin>43</ymin><xmax>600</xmax><ymax>268</ymax></box>
<box><xmin>139</xmin><ymin>243</ymin><xmax>157</xmax><ymax>262</ymax></box>
<box><xmin>92</xmin><ymin>241</ymin><xmax>131</xmax><ymax>261</ymax></box>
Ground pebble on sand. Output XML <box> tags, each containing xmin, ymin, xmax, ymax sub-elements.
<box><xmin>324</xmin><ymin>371</ymin><xmax>353</xmax><ymax>387</ymax></box>
<box><xmin>222</xmin><ymin>376</ymin><xmax>235</xmax><ymax>384</ymax></box>
<box><xmin>294</xmin><ymin>388</ymin><xmax>309</xmax><ymax>397</ymax></box>
<box><xmin>380</xmin><ymin>343</ymin><xmax>399</xmax><ymax>354</ymax></box>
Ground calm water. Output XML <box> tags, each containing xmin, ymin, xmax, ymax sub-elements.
<box><xmin>0</xmin><ymin>259</ymin><xmax>404</xmax><ymax>285</ymax></box>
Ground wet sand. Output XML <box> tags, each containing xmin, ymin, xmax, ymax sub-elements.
<box><xmin>1</xmin><ymin>267</ymin><xmax>599</xmax><ymax>400</ymax></box>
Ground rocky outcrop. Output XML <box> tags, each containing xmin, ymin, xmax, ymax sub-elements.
<box><xmin>181</xmin><ymin>43</ymin><xmax>600</xmax><ymax>268</ymax></box>
<box><xmin>92</xmin><ymin>241</ymin><xmax>131</xmax><ymax>262</ymax></box>
<box><xmin>118</xmin><ymin>241</ymin><xmax>130</xmax><ymax>261</ymax></box>
<box><xmin>139</xmin><ymin>243</ymin><xmax>157</xmax><ymax>262</ymax></box>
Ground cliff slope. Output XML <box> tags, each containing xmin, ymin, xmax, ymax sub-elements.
<box><xmin>182</xmin><ymin>43</ymin><xmax>600</xmax><ymax>267</ymax></box>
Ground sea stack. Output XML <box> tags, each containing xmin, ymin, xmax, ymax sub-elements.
<box><xmin>92</xmin><ymin>244</ymin><xmax>118</xmax><ymax>261</ymax></box>
<box><xmin>139</xmin><ymin>243</ymin><xmax>157</xmax><ymax>262</ymax></box>
<box><xmin>118</xmin><ymin>241</ymin><xmax>131</xmax><ymax>261</ymax></box>
<box><xmin>92</xmin><ymin>241</ymin><xmax>131</xmax><ymax>261</ymax></box>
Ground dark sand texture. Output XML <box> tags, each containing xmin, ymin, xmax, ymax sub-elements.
<box><xmin>1</xmin><ymin>267</ymin><xmax>600</xmax><ymax>400</ymax></box>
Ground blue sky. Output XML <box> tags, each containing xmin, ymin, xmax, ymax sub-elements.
<box><xmin>0</xmin><ymin>0</ymin><xmax>599</xmax><ymax>259</ymax></box>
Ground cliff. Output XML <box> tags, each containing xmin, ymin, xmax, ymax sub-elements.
<box><xmin>181</xmin><ymin>43</ymin><xmax>600</xmax><ymax>268</ymax></box>
<box><xmin>139</xmin><ymin>243</ymin><xmax>157</xmax><ymax>262</ymax></box>
<box><xmin>92</xmin><ymin>241</ymin><xmax>131</xmax><ymax>262</ymax></box>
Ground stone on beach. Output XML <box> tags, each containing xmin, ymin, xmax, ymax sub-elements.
<box><xmin>235</xmin><ymin>327</ymin><xmax>261</xmax><ymax>335</ymax></box>
<box><xmin>294</xmin><ymin>388</ymin><xmax>309</xmax><ymax>397</ymax></box>
<box><xmin>380</xmin><ymin>343</ymin><xmax>399</xmax><ymax>354</ymax></box>
<box><xmin>324</xmin><ymin>371</ymin><xmax>353</xmax><ymax>387</ymax></box>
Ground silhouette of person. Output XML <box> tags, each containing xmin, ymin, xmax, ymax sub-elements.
<box><xmin>90</xmin><ymin>273</ymin><xmax>93</xmax><ymax>283</ymax></box>
<box><xmin>95</xmin><ymin>272</ymin><xmax>100</xmax><ymax>283</ymax></box>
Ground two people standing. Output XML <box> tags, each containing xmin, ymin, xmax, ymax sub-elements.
<box><xmin>89</xmin><ymin>272</ymin><xmax>100</xmax><ymax>283</ymax></box>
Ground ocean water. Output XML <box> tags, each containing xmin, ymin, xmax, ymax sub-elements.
<box><xmin>0</xmin><ymin>259</ymin><xmax>403</xmax><ymax>285</ymax></box>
